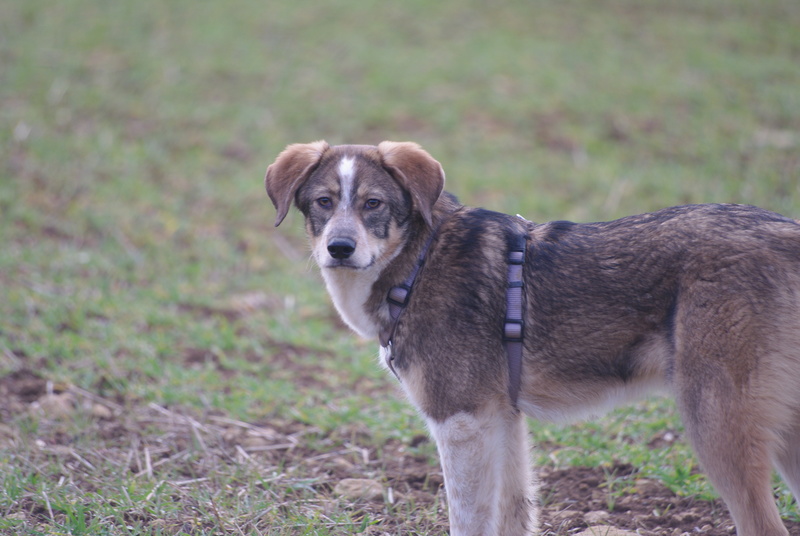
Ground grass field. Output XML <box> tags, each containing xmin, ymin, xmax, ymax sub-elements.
<box><xmin>1</xmin><ymin>0</ymin><xmax>799</xmax><ymax>534</ymax></box>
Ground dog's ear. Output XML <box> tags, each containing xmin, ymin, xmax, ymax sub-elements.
<box><xmin>265</xmin><ymin>140</ymin><xmax>330</xmax><ymax>227</ymax></box>
<box><xmin>378</xmin><ymin>141</ymin><xmax>445</xmax><ymax>228</ymax></box>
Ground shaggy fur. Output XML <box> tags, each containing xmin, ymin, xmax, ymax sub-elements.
<box><xmin>266</xmin><ymin>141</ymin><xmax>800</xmax><ymax>536</ymax></box>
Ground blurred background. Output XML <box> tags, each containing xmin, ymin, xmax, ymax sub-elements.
<box><xmin>1</xmin><ymin>0</ymin><xmax>799</xmax><ymax>534</ymax></box>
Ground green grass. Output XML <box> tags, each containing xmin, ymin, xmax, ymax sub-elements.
<box><xmin>1</xmin><ymin>0</ymin><xmax>799</xmax><ymax>534</ymax></box>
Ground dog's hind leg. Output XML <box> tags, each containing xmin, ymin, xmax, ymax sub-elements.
<box><xmin>775</xmin><ymin>419</ymin><xmax>800</xmax><ymax>507</ymax></box>
<box><xmin>675</xmin><ymin>366</ymin><xmax>789</xmax><ymax>536</ymax></box>
<box><xmin>427</xmin><ymin>401</ymin><xmax>537</xmax><ymax>536</ymax></box>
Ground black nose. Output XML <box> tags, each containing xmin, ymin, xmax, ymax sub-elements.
<box><xmin>327</xmin><ymin>238</ymin><xmax>356</xmax><ymax>259</ymax></box>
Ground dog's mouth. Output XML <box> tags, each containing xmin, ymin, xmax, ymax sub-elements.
<box><xmin>322</xmin><ymin>257</ymin><xmax>376</xmax><ymax>270</ymax></box>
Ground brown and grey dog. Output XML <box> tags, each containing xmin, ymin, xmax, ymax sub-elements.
<box><xmin>265</xmin><ymin>140</ymin><xmax>800</xmax><ymax>536</ymax></box>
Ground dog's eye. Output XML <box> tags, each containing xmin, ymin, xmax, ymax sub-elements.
<box><xmin>365</xmin><ymin>199</ymin><xmax>381</xmax><ymax>209</ymax></box>
<box><xmin>317</xmin><ymin>197</ymin><xmax>332</xmax><ymax>208</ymax></box>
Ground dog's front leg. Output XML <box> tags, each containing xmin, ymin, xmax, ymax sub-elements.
<box><xmin>427</xmin><ymin>404</ymin><xmax>538</xmax><ymax>536</ymax></box>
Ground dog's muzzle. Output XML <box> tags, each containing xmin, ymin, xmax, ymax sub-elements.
<box><xmin>327</xmin><ymin>238</ymin><xmax>356</xmax><ymax>260</ymax></box>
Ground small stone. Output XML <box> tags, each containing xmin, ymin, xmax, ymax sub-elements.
<box><xmin>91</xmin><ymin>403</ymin><xmax>113</xmax><ymax>419</ymax></box>
<box><xmin>575</xmin><ymin>527</ymin><xmax>639</xmax><ymax>536</ymax></box>
<box><xmin>32</xmin><ymin>393</ymin><xmax>75</xmax><ymax>418</ymax></box>
<box><xmin>331</xmin><ymin>456</ymin><xmax>356</xmax><ymax>471</ymax></box>
<box><xmin>634</xmin><ymin>478</ymin><xmax>663</xmax><ymax>495</ymax></box>
<box><xmin>241</xmin><ymin>435</ymin><xmax>271</xmax><ymax>449</ymax></box>
<box><xmin>553</xmin><ymin>509</ymin><xmax>581</xmax><ymax>521</ymax></box>
<box><xmin>584</xmin><ymin>510</ymin><xmax>611</xmax><ymax>524</ymax></box>
<box><xmin>673</xmin><ymin>510</ymin><xmax>699</xmax><ymax>523</ymax></box>
<box><xmin>333</xmin><ymin>478</ymin><xmax>383</xmax><ymax>502</ymax></box>
<box><xmin>575</xmin><ymin>525</ymin><xmax>639</xmax><ymax>536</ymax></box>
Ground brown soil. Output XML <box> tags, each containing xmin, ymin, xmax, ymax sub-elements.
<box><xmin>1</xmin><ymin>368</ymin><xmax>798</xmax><ymax>535</ymax></box>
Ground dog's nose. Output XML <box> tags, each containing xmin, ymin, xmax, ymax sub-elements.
<box><xmin>327</xmin><ymin>238</ymin><xmax>356</xmax><ymax>259</ymax></box>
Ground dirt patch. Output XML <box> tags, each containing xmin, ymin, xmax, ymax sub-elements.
<box><xmin>540</xmin><ymin>464</ymin><xmax>751</xmax><ymax>536</ymax></box>
<box><xmin>1</xmin><ymin>368</ymin><xmax>798</xmax><ymax>535</ymax></box>
<box><xmin>0</xmin><ymin>368</ymin><xmax>49</xmax><ymax>403</ymax></box>
<box><xmin>177</xmin><ymin>291</ymin><xmax>282</xmax><ymax>322</ymax></box>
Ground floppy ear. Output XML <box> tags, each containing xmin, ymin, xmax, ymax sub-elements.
<box><xmin>265</xmin><ymin>140</ymin><xmax>330</xmax><ymax>227</ymax></box>
<box><xmin>377</xmin><ymin>141</ymin><xmax>445</xmax><ymax>228</ymax></box>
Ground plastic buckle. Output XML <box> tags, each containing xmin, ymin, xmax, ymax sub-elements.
<box><xmin>387</xmin><ymin>284</ymin><xmax>411</xmax><ymax>307</ymax></box>
<box><xmin>508</xmin><ymin>250</ymin><xmax>524</xmax><ymax>265</ymax></box>
<box><xmin>504</xmin><ymin>319</ymin><xmax>523</xmax><ymax>342</ymax></box>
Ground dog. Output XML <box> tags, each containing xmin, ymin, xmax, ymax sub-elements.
<box><xmin>265</xmin><ymin>140</ymin><xmax>800</xmax><ymax>536</ymax></box>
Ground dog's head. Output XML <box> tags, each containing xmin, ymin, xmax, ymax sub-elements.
<box><xmin>265</xmin><ymin>141</ymin><xmax>445</xmax><ymax>271</ymax></box>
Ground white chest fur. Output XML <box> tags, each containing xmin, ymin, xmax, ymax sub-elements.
<box><xmin>321</xmin><ymin>267</ymin><xmax>381</xmax><ymax>339</ymax></box>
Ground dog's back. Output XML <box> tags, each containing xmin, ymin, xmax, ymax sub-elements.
<box><xmin>526</xmin><ymin>204</ymin><xmax>800</xmax><ymax>536</ymax></box>
<box><xmin>521</xmin><ymin>203</ymin><xmax>800</xmax><ymax>415</ymax></box>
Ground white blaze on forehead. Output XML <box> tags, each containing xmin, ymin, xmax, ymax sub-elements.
<box><xmin>338</xmin><ymin>157</ymin><xmax>356</xmax><ymax>208</ymax></box>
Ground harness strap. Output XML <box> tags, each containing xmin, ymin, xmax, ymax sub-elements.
<box><xmin>504</xmin><ymin>232</ymin><xmax>528</xmax><ymax>408</ymax></box>
<box><xmin>379</xmin><ymin>228</ymin><xmax>440</xmax><ymax>377</ymax></box>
